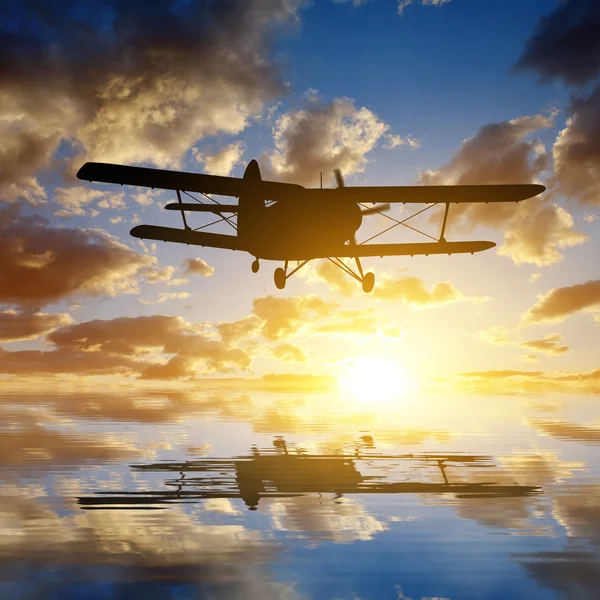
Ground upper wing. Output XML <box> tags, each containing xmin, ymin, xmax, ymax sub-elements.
<box><xmin>130</xmin><ymin>225</ymin><xmax>246</xmax><ymax>251</ymax></box>
<box><xmin>329</xmin><ymin>240</ymin><xmax>496</xmax><ymax>259</ymax></box>
<box><xmin>305</xmin><ymin>184</ymin><xmax>545</xmax><ymax>204</ymax></box>
<box><xmin>77</xmin><ymin>162</ymin><xmax>304</xmax><ymax>198</ymax></box>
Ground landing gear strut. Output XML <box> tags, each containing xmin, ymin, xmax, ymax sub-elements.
<box><xmin>251</xmin><ymin>259</ymin><xmax>260</xmax><ymax>273</ymax></box>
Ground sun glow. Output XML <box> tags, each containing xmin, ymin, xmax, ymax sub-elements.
<box><xmin>337</xmin><ymin>357</ymin><xmax>412</xmax><ymax>404</ymax></box>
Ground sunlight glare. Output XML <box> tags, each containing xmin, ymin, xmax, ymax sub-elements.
<box><xmin>337</xmin><ymin>357</ymin><xmax>412</xmax><ymax>405</ymax></box>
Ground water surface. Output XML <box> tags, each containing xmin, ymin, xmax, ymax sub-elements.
<box><xmin>1</xmin><ymin>388</ymin><xmax>599</xmax><ymax>599</ymax></box>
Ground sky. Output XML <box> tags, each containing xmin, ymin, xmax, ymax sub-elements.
<box><xmin>0</xmin><ymin>0</ymin><xmax>598</xmax><ymax>389</ymax></box>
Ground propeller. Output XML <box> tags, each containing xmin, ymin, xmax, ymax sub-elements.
<box><xmin>333</xmin><ymin>168</ymin><xmax>390</xmax><ymax>216</ymax></box>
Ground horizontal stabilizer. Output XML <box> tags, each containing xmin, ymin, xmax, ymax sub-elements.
<box><xmin>164</xmin><ymin>203</ymin><xmax>239</xmax><ymax>213</ymax></box>
<box><xmin>130</xmin><ymin>225</ymin><xmax>246</xmax><ymax>251</ymax></box>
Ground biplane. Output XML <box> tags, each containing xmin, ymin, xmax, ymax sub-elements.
<box><xmin>77</xmin><ymin>159</ymin><xmax>545</xmax><ymax>293</ymax></box>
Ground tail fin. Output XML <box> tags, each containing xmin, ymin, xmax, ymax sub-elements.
<box><xmin>237</xmin><ymin>160</ymin><xmax>265</xmax><ymax>244</ymax></box>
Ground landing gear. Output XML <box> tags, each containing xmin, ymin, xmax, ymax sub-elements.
<box><xmin>362</xmin><ymin>272</ymin><xmax>375</xmax><ymax>293</ymax></box>
<box><xmin>251</xmin><ymin>259</ymin><xmax>260</xmax><ymax>273</ymax></box>
<box><xmin>274</xmin><ymin>267</ymin><xmax>287</xmax><ymax>289</ymax></box>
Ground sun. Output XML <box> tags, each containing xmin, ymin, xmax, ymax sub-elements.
<box><xmin>337</xmin><ymin>357</ymin><xmax>411</xmax><ymax>404</ymax></box>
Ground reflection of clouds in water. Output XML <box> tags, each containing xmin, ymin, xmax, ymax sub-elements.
<box><xmin>439</xmin><ymin>452</ymin><xmax>582</xmax><ymax>533</ymax></box>
<box><xmin>532</xmin><ymin>420</ymin><xmax>600</xmax><ymax>445</ymax></box>
<box><xmin>0</xmin><ymin>486</ymin><xmax>305</xmax><ymax>599</ymax></box>
<box><xmin>0</xmin><ymin>406</ymin><xmax>153</xmax><ymax>474</ymax></box>
<box><xmin>519</xmin><ymin>485</ymin><xmax>600</xmax><ymax>599</ymax></box>
<box><xmin>267</xmin><ymin>496</ymin><xmax>387</xmax><ymax>544</ymax></box>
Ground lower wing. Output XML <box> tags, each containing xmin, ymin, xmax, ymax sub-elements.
<box><xmin>130</xmin><ymin>225</ymin><xmax>246</xmax><ymax>251</ymax></box>
<box><xmin>334</xmin><ymin>241</ymin><xmax>495</xmax><ymax>258</ymax></box>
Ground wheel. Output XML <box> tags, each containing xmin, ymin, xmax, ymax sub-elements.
<box><xmin>251</xmin><ymin>259</ymin><xmax>260</xmax><ymax>273</ymax></box>
<box><xmin>274</xmin><ymin>267</ymin><xmax>287</xmax><ymax>290</ymax></box>
<box><xmin>362</xmin><ymin>272</ymin><xmax>375</xmax><ymax>293</ymax></box>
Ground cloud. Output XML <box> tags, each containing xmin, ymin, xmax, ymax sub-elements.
<box><xmin>480</xmin><ymin>327</ymin><xmax>569</xmax><ymax>356</ymax></box>
<box><xmin>419</xmin><ymin>112</ymin><xmax>588</xmax><ymax>265</ymax></box>
<box><xmin>453</xmin><ymin>368</ymin><xmax>600</xmax><ymax>394</ymax></box>
<box><xmin>383</xmin><ymin>133</ymin><xmax>420</xmax><ymax>150</ymax></box>
<box><xmin>520</xmin><ymin>334</ymin><xmax>569</xmax><ymax>355</ymax></box>
<box><xmin>183</xmin><ymin>257</ymin><xmax>215</xmax><ymax>277</ymax></box>
<box><xmin>195</xmin><ymin>142</ymin><xmax>246</xmax><ymax>176</ymax></box>
<box><xmin>0</xmin><ymin>204</ymin><xmax>155</xmax><ymax>308</ymax></box>
<box><xmin>263</xmin><ymin>98</ymin><xmax>390</xmax><ymax>186</ymax></box>
<box><xmin>53</xmin><ymin>187</ymin><xmax>123</xmax><ymax>218</ymax></box>
<box><xmin>0</xmin><ymin>347</ymin><xmax>144</xmax><ymax>377</ymax></box>
<box><xmin>0</xmin><ymin>310</ymin><xmax>72</xmax><ymax>342</ymax></box>
<box><xmin>272</xmin><ymin>343</ymin><xmax>307</xmax><ymax>362</ymax></box>
<box><xmin>515</xmin><ymin>0</ymin><xmax>600</xmax><ymax>86</ymax></box>
<box><xmin>553</xmin><ymin>85</ymin><xmax>600</xmax><ymax>207</ymax></box>
<box><xmin>269</xmin><ymin>496</ymin><xmax>387</xmax><ymax>543</ymax></box>
<box><xmin>523</xmin><ymin>279</ymin><xmax>600</xmax><ymax>325</ymax></box>
<box><xmin>313</xmin><ymin>309</ymin><xmax>398</xmax><ymax>337</ymax></box>
<box><xmin>0</xmin><ymin>314</ymin><xmax>252</xmax><ymax>378</ymax></box>
<box><xmin>0</xmin><ymin>489</ymin><xmax>296</xmax><ymax>598</ymax></box>
<box><xmin>373</xmin><ymin>275</ymin><xmax>481</xmax><ymax>307</ymax></box>
<box><xmin>398</xmin><ymin>0</ymin><xmax>452</xmax><ymax>16</ymax></box>
<box><xmin>0</xmin><ymin>406</ymin><xmax>150</xmax><ymax>469</ymax></box>
<box><xmin>0</xmin><ymin>0</ymin><xmax>304</xmax><ymax>202</ymax></box>
<box><xmin>217</xmin><ymin>316</ymin><xmax>264</xmax><ymax>346</ymax></box>
<box><xmin>252</xmin><ymin>295</ymin><xmax>337</xmax><ymax>340</ymax></box>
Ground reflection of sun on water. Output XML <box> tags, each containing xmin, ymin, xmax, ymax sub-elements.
<box><xmin>337</xmin><ymin>357</ymin><xmax>412</xmax><ymax>406</ymax></box>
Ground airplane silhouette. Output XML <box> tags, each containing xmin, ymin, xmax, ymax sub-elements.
<box><xmin>77</xmin><ymin>160</ymin><xmax>545</xmax><ymax>292</ymax></box>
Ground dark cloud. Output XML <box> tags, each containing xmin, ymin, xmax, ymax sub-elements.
<box><xmin>0</xmin><ymin>0</ymin><xmax>303</xmax><ymax>201</ymax></box>
<box><xmin>515</xmin><ymin>0</ymin><xmax>600</xmax><ymax>86</ymax></box>
<box><xmin>553</xmin><ymin>85</ymin><xmax>600</xmax><ymax>206</ymax></box>
<box><xmin>523</xmin><ymin>278</ymin><xmax>600</xmax><ymax>324</ymax></box>
<box><xmin>0</xmin><ymin>204</ymin><xmax>154</xmax><ymax>308</ymax></box>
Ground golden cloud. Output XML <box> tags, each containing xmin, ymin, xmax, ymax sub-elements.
<box><xmin>373</xmin><ymin>275</ymin><xmax>482</xmax><ymax>307</ymax></box>
<box><xmin>0</xmin><ymin>310</ymin><xmax>72</xmax><ymax>342</ymax></box>
<box><xmin>252</xmin><ymin>295</ymin><xmax>337</xmax><ymax>340</ymax></box>
<box><xmin>0</xmin><ymin>205</ymin><xmax>155</xmax><ymax>308</ymax></box>
<box><xmin>272</xmin><ymin>343</ymin><xmax>308</xmax><ymax>363</ymax></box>
<box><xmin>182</xmin><ymin>257</ymin><xmax>215</xmax><ymax>278</ymax></box>
<box><xmin>523</xmin><ymin>279</ymin><xmax>600</xmax><ymax>325</ymax></box>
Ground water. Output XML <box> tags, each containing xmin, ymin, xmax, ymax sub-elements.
<box><xmin>1</xmin><ymin>387</ymin><xmax>599</xmax><ymax>599</ymax></box>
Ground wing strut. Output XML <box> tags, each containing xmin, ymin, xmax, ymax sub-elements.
<box><xmin>176</xmin><ymin>190</ymin><xmax>190</xmax><ymax>231</ymax></box>
<box><xmin>439</xmin><ymin>203</ymin><xmax>450</xmax><ymax>242</ymax></box>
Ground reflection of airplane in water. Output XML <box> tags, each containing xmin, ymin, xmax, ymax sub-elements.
<box><xmin>78</xmin><ymin>439</ymin><xmax>540</xmax><ymax>511</ymax></box>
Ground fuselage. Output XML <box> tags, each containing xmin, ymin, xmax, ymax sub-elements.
<box><xmin>237</xmin><ymin>160</ymin><xmax>362</xmax><ymax>260</ymax></box>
